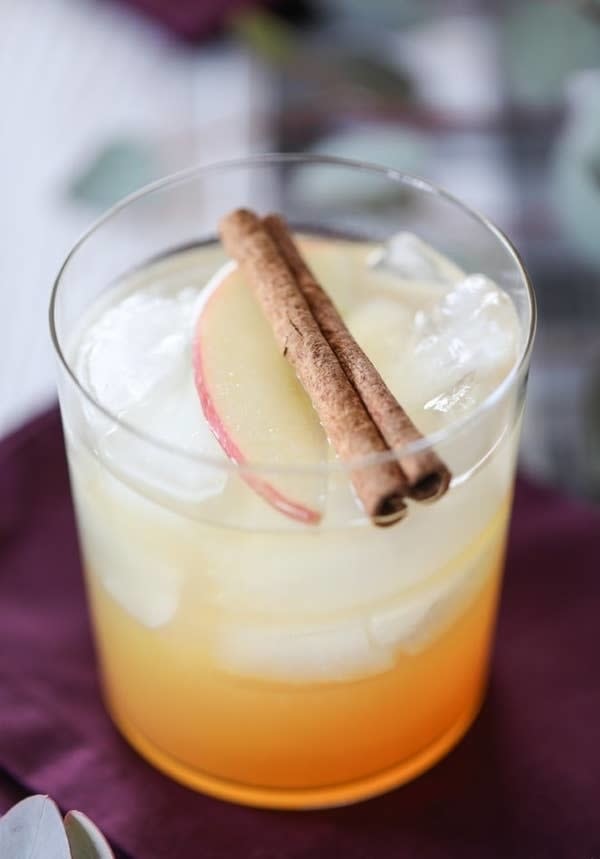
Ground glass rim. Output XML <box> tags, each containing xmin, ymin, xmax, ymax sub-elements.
<box><xmin>49</xmin><ymin>152</ymin><xmax>536</xmax><ymax>476</ymax></box>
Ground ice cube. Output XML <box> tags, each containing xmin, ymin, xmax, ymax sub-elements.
<box><xmin>95</xmin><ymin>378</ymin><xmax>229</xmax><ymax>504</ymax></box>
<box><xmin>77</xmin><ymin>286</ymin><xmax>197</xmax><ymax>416</ymax></box>
<box><xmin>213</xmin><ymin>618</ymin><xmax>394</xmax><ymax>683</ymax></box>
<box><xmin>423</xmin><ymin>372</ymin><xmax>478</xmax><ymax>414</ymax></box>
<box><xmin>99</xmin><ymin>556</ymin><xmax>182</xmax><ymax>628</ymax></box>
<box><xmin>368</xmin><ymin>533</ymin><xmax>497</xmax><ymax>655</ymax></box>
<box><xmin>213</xmin><ymin>536</ymin><xmax>495</xmax><ymax>681</ymax></box>
<box><xmin>74</xmin><ymin>282</ymin><xmax>229</xmax><ymax>503</ymax></box>
<box><xmin>369</xmin><ymin>232</ymin><xmax>465</xmax><ymax>289</ymax></box>
<box><xmin>202</xmin><ymin>524</ymin><xmax>432</xmax><ymax>617</ymax></box>
<box><xmin>369</xmin><ymin>567</ymin><xmax>479</xmax><ymax>655</ymax></box>
<box><xmin>368</xmin><ymin>599</ymin><xmax>432</xmax><ymax>653</ymax></box>
<box><xmin>76</xmin><ymin>493</ymin><xmax>183</xmax><ymax>628</ymax></box>
<box><xmin>408</xmin><ymin>274</ymin><xmax>519</xmax><ymax>420</ymax></box>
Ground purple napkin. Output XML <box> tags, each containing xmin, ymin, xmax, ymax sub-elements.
<box><xmin>1</xmin><ymin>409</ymin><xmax>599</xmax><ymax>858</ymax></box>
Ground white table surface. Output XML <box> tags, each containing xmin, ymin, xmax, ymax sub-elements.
<box><xmin>0</xmin><ymin>0</ymin><xmax>272</xmax><ymax>438</ymax></box>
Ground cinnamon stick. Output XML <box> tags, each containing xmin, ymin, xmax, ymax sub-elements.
<box><xmin>219</xmin><ymin>208</ymin><xmax>408</xmax><ymax>525</ymax></box>
<box><xmin>263</xmin><ymin>214</ymin><xmax>451</xmax><ymax>502</ymax></box>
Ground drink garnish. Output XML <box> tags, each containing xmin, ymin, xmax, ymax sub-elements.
<box><xmin>218</xmin><ymin>209</ymin><xmax>451</xmax><ymax>525</ymax></box>
<box><xmin>263</xmin><ymin>214</ymin><xmax>451</xmax><ymax>503</ymax></box>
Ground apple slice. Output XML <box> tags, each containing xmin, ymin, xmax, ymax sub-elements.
<box><xmin>193</xmin><ymin>259</ymin><xmax>328</xmax><ymax>524</ymax></box>
<box><xmin>193</xmin><ymin>235</ymin><xmax>381</xmax><ymax>524</ymax></box>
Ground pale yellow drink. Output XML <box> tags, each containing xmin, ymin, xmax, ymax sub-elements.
<box><xmin>59</xmin><ymin>231</ymin><xmax>525</xmax><ymax>808</ymax></box>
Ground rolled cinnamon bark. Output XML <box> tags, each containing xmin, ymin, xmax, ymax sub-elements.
<box><xmin>263</xmin><ymin>214</ymin><xmax>451</xmax><ymax>502</ymax></box>
<box><xmin>219</xmin><ymin>208</ymin><xmax>409</xmax><ymax>525</ymax></box>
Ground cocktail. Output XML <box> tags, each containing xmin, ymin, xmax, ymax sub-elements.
<box><xmin>50</xmin><ymin>156</ymin><xmax>535</xmax><ymax>808</ymax></box>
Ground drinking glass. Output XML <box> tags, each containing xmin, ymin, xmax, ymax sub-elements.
<box><xmin>50</xmin><ymin>155</ymin><xmax>535</xmax><ymax>808</ymax></box>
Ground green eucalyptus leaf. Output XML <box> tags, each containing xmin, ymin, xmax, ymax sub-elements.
<box><xmin>0</xmin><ymin>795</ymin><xmax>71</xmax><ymax>859</ymax></box>
<box><xmin>64</xmin><ymin>811</ymin><xmax>115</xmax><ymax>859</ymax></box>
<box><xmin>289</xmin><ymin>126</ymin><xmax>429</xmax><ymax>209</ymax></box>
<box><xmin>334</xmin><ymin>54</ymin><xmax>411</xmax><ymax>100</ymax></box>
<box><xmin>68</xmin><ymin>139</ymin><xmax>158</xmax><ymax>210</ymax></box>
<box><xmin>231</xmin><ymin>9</ymin><xmax>296</xmax><ymax>65</ymax></box>
<box><xmin>232</xmin><ymin>8</ymin><xmax>410</xmax><ymax>104</ymax></box>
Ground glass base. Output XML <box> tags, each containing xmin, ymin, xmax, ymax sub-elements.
<box><xmin>107</xmin><ymin>695</ymin><xmax>484</xmax><ymax>810</ymax></box>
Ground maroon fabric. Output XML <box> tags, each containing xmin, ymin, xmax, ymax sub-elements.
<box><xmin>114</xmin><ymin>0</ymin><xmax>271</xmax><ymax>41</ymax></box>
<box><xmin>0</xmin><ymin>408</ymin><xmax>599</xmax><ymax>858</ymax></box>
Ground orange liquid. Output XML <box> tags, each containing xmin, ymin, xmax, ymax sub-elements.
<box><xmin>86</xmin><ymin>540</ymin><xmax>504</xmax><ymax>809</ymax></box>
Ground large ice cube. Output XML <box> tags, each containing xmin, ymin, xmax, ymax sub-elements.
<box><xmin>213</xmin><ymin>544</ymin><xmax>494</xmax><ymax>682</ymax></box>
<box><xmin>95</xmin><ymin>376</ymin><xmax>228</xmax><ymax>504</ymax></box>
<box><xmin>409</xmin><ymin>274</ymin><xmax>519</xmax><ymax>422</ymax></box>
<box><xmin>347</xmin><ymin>247</ymin><xmax>518</xmax><ymax>427</ymax></box>
<box><xmin>201</xmin><ymin>523</ymin><xmax>427</xmax><ymax>617</ymax></box>
<box><xmin>75</xmin><ymin>485</ymin><xmax>183</xmax><ymax>628</ymax></box>
<box><xmin>73</xmin><ymin>281</ymin><xmax>229</xmax><ymax>503</ymax></box>
<box><xmin>213</xmin><ymin>618</ymin><xmax>394</xmax><ymax>683</ymax></box>
<box><xmin>369</xmin><ymin>232</ymin><xmax>465</xmax><ymax>290</ymax></box>
<box><xmin>98</xmin><ymin>555</ymin><xmax>182</xmax><ymax>629</ymax></box>
<box><xmin>77</xmin><ymin>286</ymin><xmax>197</xmax><ymax>416</ymax></box>
<box><xmin>368</xmin><ymin>544</ymin><xmax>491</xmax><ymax>655</ymax></box>
<box><xmin>359</xmin><ymin>237</ymin><xmax>518</xmax><ymax>427</ymax></box>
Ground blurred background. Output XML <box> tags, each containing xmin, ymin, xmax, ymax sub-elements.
<box><xmin>1</xmin><ymin>0</ymin><xmax>599</xmax><ymax>502</ymax></box>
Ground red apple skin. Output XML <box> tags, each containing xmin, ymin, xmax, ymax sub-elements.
<box><xmin>192</xmin><ymin>267</ymin><xmax>321</xmax><ymax>525</ymax></box>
